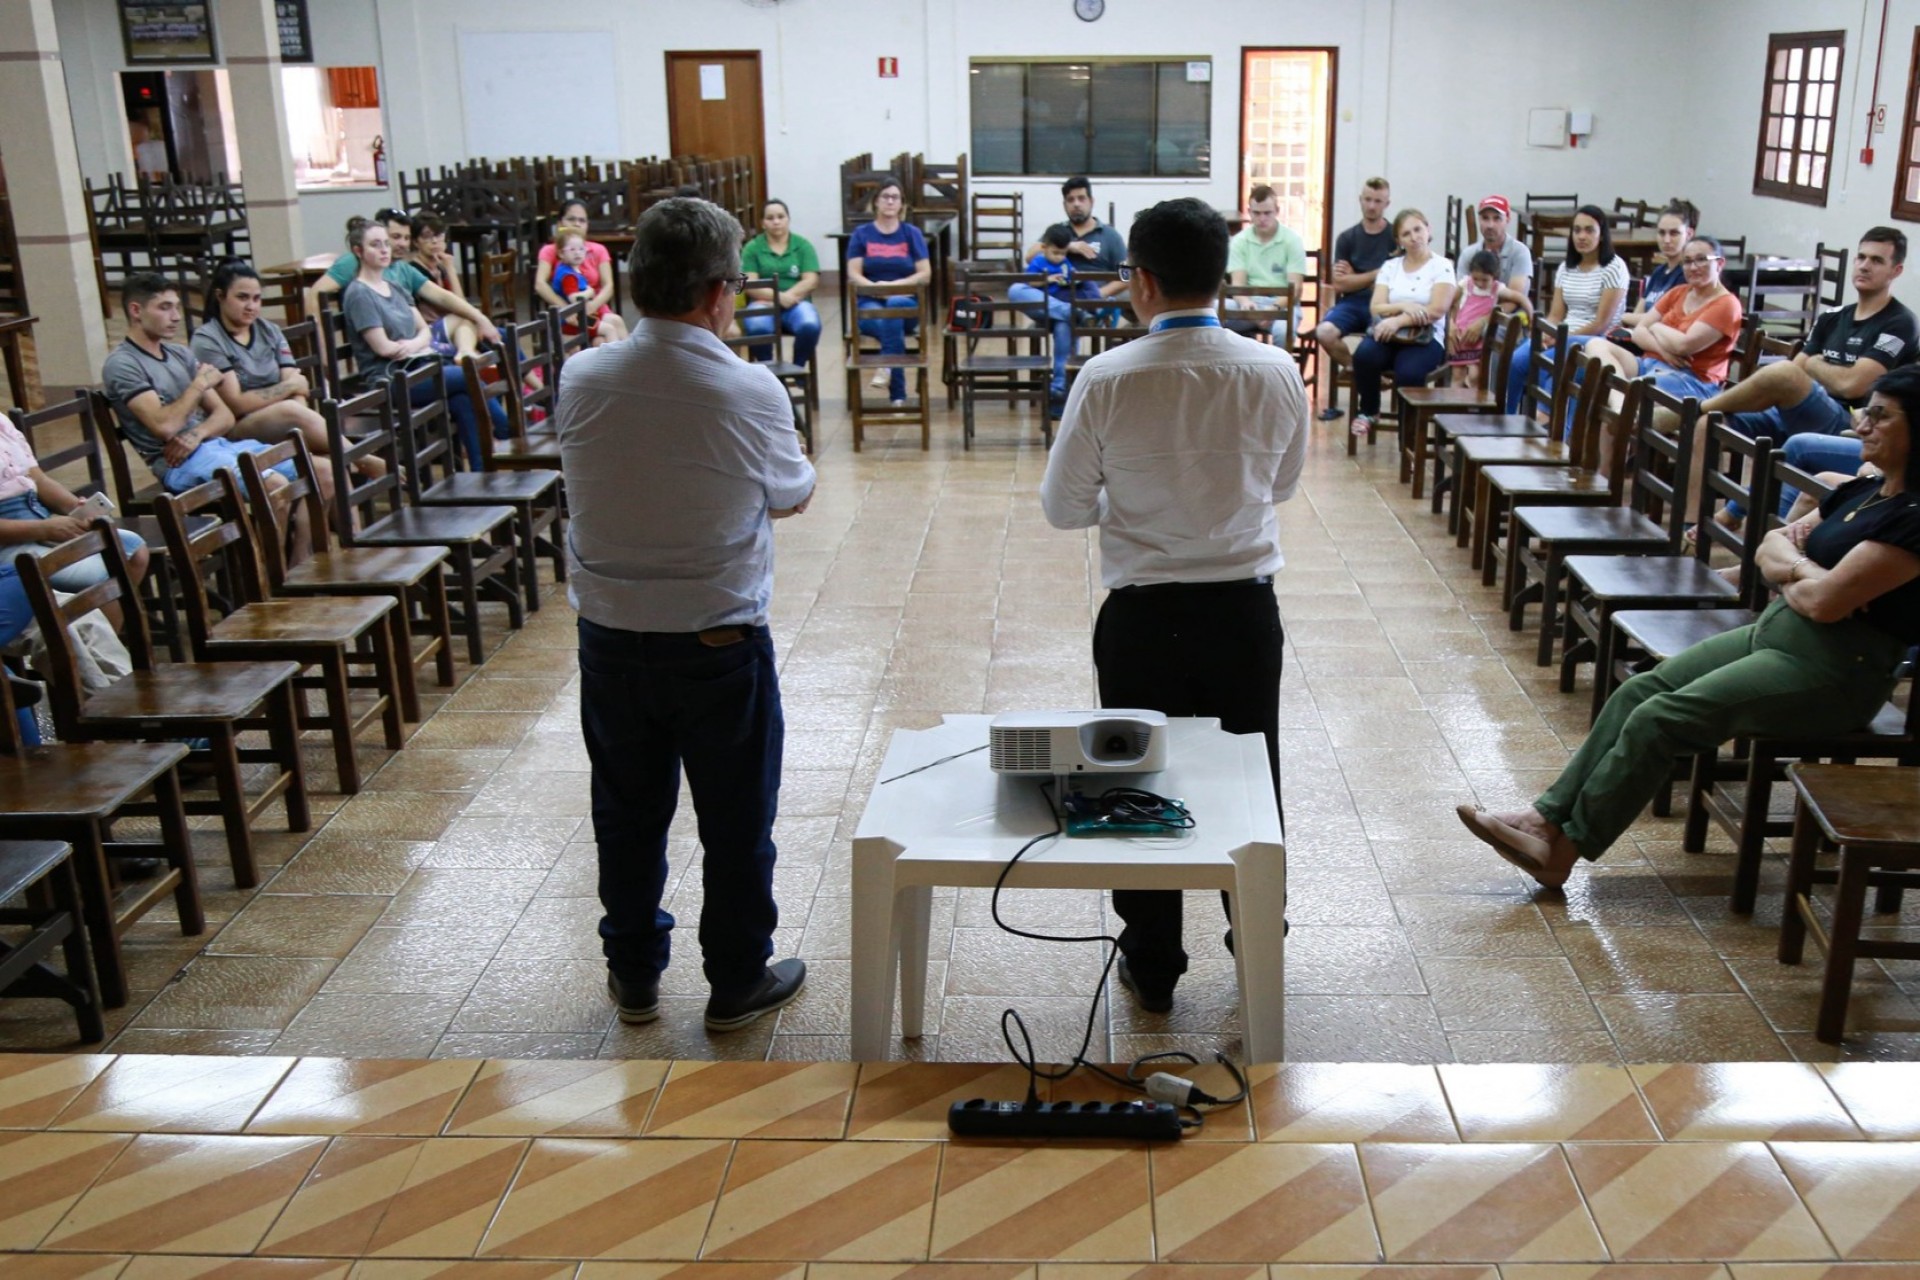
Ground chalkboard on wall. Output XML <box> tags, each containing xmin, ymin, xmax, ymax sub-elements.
<box><xmin>277</xmin><ymin>0</ymin><xmax>313</xmax><ymax>64</ymax></box>
<box><xmin>119</xmin><ymin>1</ymin><xmax>218</xmax><ymax>65</ymax></box>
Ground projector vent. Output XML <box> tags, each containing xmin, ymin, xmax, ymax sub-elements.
<box><xmin>990</xmin><ymin>727</ymin><xmax>1052</xmax><ymax>772</ymax></box>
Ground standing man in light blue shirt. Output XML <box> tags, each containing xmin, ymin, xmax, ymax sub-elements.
<box><xmin>558</xmin><ymin>198</ymin><xmax>816</xmax><ymax>1034</ymax></box>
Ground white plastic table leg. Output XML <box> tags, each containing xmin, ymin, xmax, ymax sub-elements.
<box><xmin>850</xmin><ymin>835</ymin><xmax>905</xmax><ymax>1061</ymax></box>
<box><xmin>1229</xmin><ymin>838</ymin><xmax>1288</xmax><ymax>1064</ymax></box>
<box><xmin>897</xmin><ymin>884</ymin><xmax>933</xmax><ymax>1039</ymax></box>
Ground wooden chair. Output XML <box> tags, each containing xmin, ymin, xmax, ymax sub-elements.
<box><xmin>1742</xmin><ymin>257</ymin><xmax>1824</xmax><ymax>339</ymax></box>
<box><xmin>89</xmin><ymin>390</ymin><xmax>167</xmax><ymax>518</ymax></box>
<box><xmin>1444</xmin><ymin>194</ymin><xmax>1464</xmax><ymax>262</ymax></box>
<box><xmin>949</xmin><ymin>273</ymin><xmax>1055</xmax><ymax>450</ymax></box>
<box><xmin>0</xmin><ymin>666</ymin><xmax>199</xmax><ymax>1008</ymax></box>
<box><xmin>16</xmin><ymin>524</ymin><xmax>308</xmax><ymax>889</ymax></box>
<box><xmin>315</xmin><ymin>296</ymin><xmax>365</xmax><ymax>395</ymax></box>
<box><xmin>1458</xmin><ymin>354</ymin><xmax>1622</xmax><ymax>582</ymax></box>
<box><xmin>548</xmin><ymin>297</ymin><xmax>591</xmax><ymax>395</ymax></box>
<box><xmin>323</xmin><ymin>387</ymin><xmax>523</xmax><ymax>666</ymax></box>
<box><xmin>477</xmin><ymin>244</ymin><xmax>519</xmax><ymax>328</ymax></box>
<box><xmin>238</xmin><ymin>436</ymin><xmax>455</xmax><ymax>725</ymax></box>
<box><xmin>281</xmin><ymin>318</ymin><xmax>329</xmax><ymax>401</ymax></box>
<box><xmin>846</xmin><ymin>280</ymin><xmax>933</xmax><ymax>451</ymax></box>
<box><xmin>388</xmin><ymin>361</ymin><xmax>563</xmax><ymax>615</ymax></box>
<box><xmin>968</xmin><ymin>191</ymin><xmax>1024</xmax><ymax>265</ymax></box>
<box><xmin>0</xmin><ymin>840</ymin><xmax>104</xmax><ymax>1043</ymax></box>
<box><xmin>1559</xmin><ymin>415</ymin><xmax>1767</xmax><ymax>720</ymax></box>
<box><xmin>1394</xmin><ymin>310</ymin><xmax>1523</xmax><ymax>501</ymax></box>
<box><xmin>1434</xmin><ymin>317</ymin><xmax>1570</xmax><ymax>530</ymax></box>
<box><xmin>1814</xmin><ymin>241</ymin><xmax>1848</xmax><ymax>309</ymax></box>
<box><xmin>721</xmin><ymin>277</ymin><xmax>818</xmax><ymax>453</ymax></box>
<box><xmin>465</xmin><ymin>339</ymin><xmax>561</xmax><ymax>473</ymax></box>
<box><xmin>1506</xmin><ymin>376</ymin><xmax>1693</xmax><ymax>665</ymax></box>
<box><xmin>13</xmin><ymin>390</ymin><xmax>189</xmax><ymax>659</ymax></box>
<box><xmin>1779</xmin><ymin>763</ymin><xmax>1920</xmax><ymax>1040</ymax></box>
<box><xmin>1218</xmin><ymin>282</ymin><xmax>1298</xmax><ymax>346</ymax></box>
<box><xmin>255</xmin><ymin>269</ymin><xmax>308</xmax><ymax>326</ymax></box>
<box><xmin>154</xmin><ymin>472</ymin><xmax>405</xmax><ymax>794</ymax></box>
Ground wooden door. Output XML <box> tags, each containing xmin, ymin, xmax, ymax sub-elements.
<box><xmin>665</xmin><ymin>52</ymin><xmax>766</xmax><ymax>211</ymax></box>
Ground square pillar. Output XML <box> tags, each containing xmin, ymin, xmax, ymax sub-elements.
<box><xmin>219</xmin><ymin>0</ymin><xmax>304</xmax><ymax>267</ymax></box>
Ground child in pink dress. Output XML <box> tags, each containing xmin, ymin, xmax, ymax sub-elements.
<box><xmin>1447</xmin><ymin>249</ymin><xmax>1529</xmax><ymax>387</ymax></box>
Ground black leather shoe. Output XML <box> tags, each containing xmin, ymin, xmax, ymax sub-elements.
<box><xmin>607</xmin><ymin>972</ymin><xmax>660</xmax><ymax>1024</ymax></box>
<box><xmin>1116</xmin><ymin>956</ymin><xmax>1174</xmax><ymax>1014</ymax></box>
<box><xmin>705</xmin><ymin>958</ymin><xmax>806</xmax><ymax>1032</ymax></box>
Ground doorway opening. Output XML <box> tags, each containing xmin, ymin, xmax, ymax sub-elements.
<box><xmin>1238</xmin><ymin>48</ymin><xmax>1336</xmax><ymax>253</ymax></box>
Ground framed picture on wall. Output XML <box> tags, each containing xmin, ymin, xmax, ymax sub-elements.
<box><xmin>118</xmin><ymin>2</ymin><xmax>218</xmax><ymax>65</ymax></box>
<box><xmin>276</xmin><ymin>0</ymin><xmax>313</xmax><ymax>64</ymax></box>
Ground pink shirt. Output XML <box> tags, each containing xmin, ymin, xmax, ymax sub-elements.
<box><xmin>0</xmin><ymin>418</ymin><xmax>39</xmax><ymax>503</ymax></box>
<box><xmin>538</xmin><ymin>241</ymin><xmax>613</xmax><ymax>291</ymax></box>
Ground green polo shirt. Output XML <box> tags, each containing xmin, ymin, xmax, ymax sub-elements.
<box><xmin>740</xmin><ymin>233</ymin><xmax>821</xmax><ymax>289</ymax></box>
<box><xmin>323</xmin><ymin>253</ymin><xmax>432</xmax><ymax>297</ymax></box>
<box><xmin>1227</xmin><ymin>224</ymin><xmax>1306</xmax><ymax>287</ymax></box>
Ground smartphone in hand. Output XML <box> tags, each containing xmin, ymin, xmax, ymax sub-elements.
<box><xmin>70</xmin><ymin>492</ymin><xmax>116</xmax><ymax>523</ymax></box>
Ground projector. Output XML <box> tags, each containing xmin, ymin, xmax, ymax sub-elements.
<box><xmin>988</xmin><ymin>709</ymin><xmax>1168</xmax><ymax>777</ymax></box>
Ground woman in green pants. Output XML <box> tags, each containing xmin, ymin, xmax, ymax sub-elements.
<box><xmin>1459</xmin><ymin>364</ymin><xmax>1920</xmax><ymax>887</ymax></box>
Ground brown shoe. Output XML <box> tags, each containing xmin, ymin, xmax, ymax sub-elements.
<box><xmin>1456</xmin><ymin>805</ymin><xmax>1574</xmax><ymax>889</ymax></box>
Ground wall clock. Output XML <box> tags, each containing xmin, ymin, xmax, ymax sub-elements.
<box><xmin>1074</xmin><ymin>0</ymin><xmax>1105</xmax><ymax>22</ymax></box>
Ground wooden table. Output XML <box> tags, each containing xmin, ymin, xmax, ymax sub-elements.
<box><xmin>0</xmin><ymin>313</ymin><xmax>37</xmax><ymax>413</ymax></box>
<box><xmin>1612</xmin><ymin>230</ymin><xmax>1663</xmax><ymax>276</ymax></box>
<box><xmin>262</xmin><ymin>253</ymin><xmax>341</xmax><ymax>290</ymax></box>
<box><xmin>1780</xmin><ymin>762</ymin><xmax>1920</xmax><ymax>1042</ymax></box>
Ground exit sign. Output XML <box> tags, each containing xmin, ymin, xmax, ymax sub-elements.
<box><xmin>878</xmin><ymin>56</ymin><xmax>899</xmax><ymax>77</ymax></box>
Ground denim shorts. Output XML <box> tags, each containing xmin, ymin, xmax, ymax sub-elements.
<box><xmin>160</xmin><ymin>436</ymin><xmax>297</xmax><ymax>494</ymax></box>
<box><xmin>1727</xmin><ymin>381</ymin><xmax>1855</xmax><ymax>440</ymax></box>
<box><xmin>0</xmin><ymin>492</ymin><xmax>146</xmax><ymax>590</ymax></box>
<box><xmin>1322</xmin><ymin>292</ymin><xmax>1374</xmax><ymax>336</ymax></box>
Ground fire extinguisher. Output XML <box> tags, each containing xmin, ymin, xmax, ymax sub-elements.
<box><xmin>372</xmin><ymin>135</ymin><xmax>388</xmax><ymax>186</ymax></box>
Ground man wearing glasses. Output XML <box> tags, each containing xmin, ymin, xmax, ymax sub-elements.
<box><xmin>557</xmin><ymin>198</ymin><xmax>815</xmax><ymax>1034</ymax></box>
<box><xmin>1040</xmin><ymin>197</ymin><xmax>1308</xmax><ymax>1014</ymax></box>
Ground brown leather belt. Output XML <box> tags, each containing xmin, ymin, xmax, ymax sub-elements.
<box><xmin>697</xmin><ymin>626</ymin><xmax>749</xmax><ymax>647</ymax></box>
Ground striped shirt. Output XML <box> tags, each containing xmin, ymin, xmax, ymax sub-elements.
<box><xmin>1557</xmin><ymin>257</ymin><xmax>1630</xmax><ymax>332</ymax></box>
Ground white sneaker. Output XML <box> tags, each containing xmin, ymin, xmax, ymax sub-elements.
<box><xmin>869</xmin><ymin>370</ymin><xmax>888</xmax><ymax>389</ymax></box>
<box><xmin>891</xmin><ymin>397</ymin><xmax>908</xmax><ymax>407</ymax></box>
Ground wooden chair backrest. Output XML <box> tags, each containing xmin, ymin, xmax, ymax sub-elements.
<box><xmin>88</xmin><ymin>389</ymin><xmax>151</xmax><ymax>513</ymax></box>
<box><xmin>282</xmin><ymin>319</ymin><xmax>328</xmax><ymax>401</ymax></box>
<box><xmin>1621</xmin><ymin>376</ymin><xmax>1695</xmax><ymax>541</ymax></box>
<box><xmin>255</xmin><ymin>270</ymin><xmax>307</xmax><ymax>325</ymax></box>
<box><xmin>387</xmin><ymin>360</ymin><xmax>461</xmax><ymax>498</ymax></box>
<box><xmin>1696</xmin><ymin>411</ymin><xmax>1777</xmax><ymax>598</ymax></box>
<box><xmin>153</xmin><ymin>471</ymin><xmax>273</xmax><ymax>652</ymax></box>
<box><xmin>1742</xmin><ymin>259</ymin><xmax>1823</xmax><ymax>338</ymax></box>
<box><xmin>1714</xmin><ymin>234</ymin><xmax>1749</xmax><ymax>263</ymax></box>
<box><xmin>1216</xmin><ymin>282</ymin><xmax>1297</xmax><ymax>341</ymax></box>
<box><xmin>237</xmin><ymin>436</ymin><xmax>335</xmax><ymax>589</ymax></box>
<box><xmin>13</xmin><ymin>522</ymin><xmax>157</xmax><ymax>736</ymax></box>
<box><xmin>322</xmin><ymin>387</ymin><xmax>408</xmax><ymax>545</ymax></box>
<box><xmin>1444</xmin><ymin>194</ymin><xmax>1464</xmax><ymax>262</ymax></box>
<box><xmin>10</xmin><ymin>391</ymin><xmax>109</xmax><ymax>500</ymax></box>
<box><xmin>506</xmin><ymin>317</ymin><xmax>558</xmax><ymax>432</ymax></box>
<box><xmin>848</xmin><ymin>279</ymin><xmax>932</xmax><ymax>343</ymax></box>
<box><xmin>1560</xmin><ymin>352</ymin><xmax>1616</xmax><ymax>471</ymax></box>
<box><xmin>1480</xmin><ymin>309</ymin><xmax>1526</xmax><ymax>397</ymax></box>
<box><xmin>478</xmin><ymin>246</ymin><xmax>518</xmax><ymax>327</ymax></box>
<box><xmin>1519</xmin><ymin>316</ymin><xmax>1571</xmax><ymax>431</ymax></box>
<box><xmin>316</xmin><ymin>296</ymin><xmax>360</xmax><ymax>391</ymax></box>
<box><xmin>547</xmin><ymin>297</ymin><xmax>590</xmax><ymax>394</ymax></box>
<box><xmin>1814</xmin><ymin>241</ymin><xmax>1848</xmax><ymax>309</ymax></box>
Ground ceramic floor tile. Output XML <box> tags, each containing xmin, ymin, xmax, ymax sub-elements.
<box><xmin>846</xmin><ymin>1062</ymin><xmax>1039</xmax><ymax>1139</ymax></box>
<box><xmin>1149</xmin><ymin>1141</ymin><xmax>1379</xmax><ymax>1262</ymax></box>
<box><xmin>1359</xmin><ymin>1143</ymin><xmax>1605</xmax><ymax>1262</ymax></box>
<box><xmin>577</xmin><ymin>1267</ymin><xmax>810</xmax><ymax>1280</ymax></box>
<box><xmin>1629</xmin><ymin>1065</ymin><xmax>1862</xmax><ymax>1140</ymax></box>
<box><xmin>478</xmin><ymin>1136</ymin><xmax>729</xmax><ymax>1260</ymax></box>
<box><xmin>260</xmin><ymin>1135</ymin><xmax>526</xmax><ymax>1258</ymax></box>
<box><xmin>53</xmin><ymin>1055</ymin><xmax>297</xmax><ymax>1133</ymax></box>
<box><xmin>1770</xmin><ymin>1141</ymin><xmax>1920</xmax><ymax>1259</ymax></box>
<box><xmin>445</xmin><ymin>1059</ymin><xmax>669</xmax><ymax>1136</ymax></box>
<box><xmin>346</xmin><ymin>1262</ymin><xmax>579</xmax><ymax>1279</ymax></box>
<box><xmin>248</xmin><ymin>1058</ymin><xmax>482</xmax><ymax>1136</ymax></box>
<box><xmin>930</xmin><ymin>1144</ymin><xmax>1152</xmax><ymax>1261</ymax></box>
<box><xmin>0</xmin><ymin>1259</ymin><xmax>132</xmax><ymax>1280</ymax></box>
<box><xmin>1038</xmin><ymin>1268</ymin><xmax>1266</xmax><ymax>1280</ymax></box>
<box><xmin>1437</xmin><ymin>1064</ymin><xmax>1659</xmax><ymax>1142</ymax></box>
<box><xmin>1725</xmin><ymin>1268</ymin><xmax>1920</xmax><ymax>1280</ymax></box>
<box><xmin>645</xmin><ymin>1060</ymin><xmax>857</xmax><ymax>1139</ymax></box>
<box><xmin>0</xmin><ymin>1131</ymin><xmax>133</xmax><ymax>1249</ymax></box>
<box><xmin>1263</xmin><ymin>1270</ymin><xmax>1498</xmax><ymax>1280</ymax></box>
<box><xmin>1817</xmin><ymin>1063</ymin><xmax>1920</xmax><ymax>1139</ymax></box>
<box><xmin>1564</xmin><ymin>1142</ymin><xmax>1834</xmax><ymax>1261</ymax></box>
<box><xmin>1503</xmin><ymin>1269</ymin><xmax>1729</xmax><ymax>1280</ymax></box>
<box><xmin>1249</xmin><ymin>1063</ymin><xmax>1459</xmax><ymax>1142</ymax></box>
<box><xmin>811</xmin><ymin>1266</ymin><xmax>1031</xmax><ymax>1280</ymax></box>
<box><xmin>40</xmin><ymin>1133</ymin><xmax>328</xmax><ymax>1254</ymax></box>
<box><xmin>702</xmin><ymin>1138</ymin><xmax>940</xmax><ymax>1261</ymax></box>
<box><xmin>118</xmin><ymin>1260</ymin><xmax>353</xmax><ymax>1278</ymax></box>
<box><xmin>0</xmin><ymin>1054</ymin><xmax>117</xmax><ymax>1128</ymax></box>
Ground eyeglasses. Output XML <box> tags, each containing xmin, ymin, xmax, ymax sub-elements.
<box><xmin>1859</xmin><ymin>404</ymin><xmax>1899</xmax><ymax>423</ymax></box>
<box><xmin>1117</xmin><ymin>262</ymin><xmax>1151</xmax><ymax>282</ymax></box>
<box><xmin>719</xmin><ymin>274</ymin><xmax>749</xmax><ymax>295</ymax></box>
<box><xmin>1681</xmin><ymin>255</ymin><xmax>1721</xmax><ymax>267</ymax></box>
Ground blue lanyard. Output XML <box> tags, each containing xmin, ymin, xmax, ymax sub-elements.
<box><xmin>1150</xmin><ymin>314</ymin><xmax>1221</xmax><ymax>332</ymax></box>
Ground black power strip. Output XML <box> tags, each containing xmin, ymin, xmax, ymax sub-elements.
<box><xmin>947</xmin><ymin>1097</ymin><xmax>1184</xmax><ymax>1140</ymax></box>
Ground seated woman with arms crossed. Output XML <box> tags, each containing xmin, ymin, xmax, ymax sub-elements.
<box><xmin>1458</xmin><ymin>363</ymin><xmax>1920</xmax><ymax>888</ymax></box>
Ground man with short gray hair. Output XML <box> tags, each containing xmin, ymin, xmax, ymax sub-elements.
<box><xmin>558</xmin><ymin>198</ymin><xmax>816</xmax><ymax>1033</ymax></box>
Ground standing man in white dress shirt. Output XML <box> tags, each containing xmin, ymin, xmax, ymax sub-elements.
<box><xmin>1040</xmin><ymin>197</ymin><xmax>1309</xmax><ymax>1014</ymax></box>
<box><xmin>558</xmin><ymin>198</ymin><xmax>817</xmax><ymax>1033</ymax></box>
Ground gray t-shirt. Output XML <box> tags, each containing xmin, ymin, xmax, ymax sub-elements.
<box><xmin>100</xmin><ymin>339</ymin><xmax>204</xmax><ymax>471</ymax></box>
<box><xmin>1457</xmin><ymin>236</ymin><xmax>1535</xmax><ymax>289</ymax></box>
<box><xmin>190</xmin><ymin>317</ymin><xmax>293</xmax><ymax>393</ymax></box>
<box><xmin>342</xmin><ymin>279</ymin><xmax>420</xmax><ymax>381</ymax></box>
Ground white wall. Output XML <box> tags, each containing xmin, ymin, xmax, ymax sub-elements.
<box><xmin>42</xmin><ymin>0</ymin><xmax>1920</xmax><ymax>288</ymax></box>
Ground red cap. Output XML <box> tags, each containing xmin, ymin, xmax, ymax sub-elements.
<box><xmin>1478</xmin><ymin>195</ymin><xmax>1512</xmax><ymax>218</ymax></box>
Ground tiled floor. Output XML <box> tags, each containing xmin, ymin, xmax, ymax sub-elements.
<box><xmin>5</xmin><ymin>304</ymin><xmax>1920</xmax><ymax>1064</ymax></box>
<box><xmin>6</xmin><ymin>1054</ymin><xmax>1920</xmax><ymax>1273</ymax></box>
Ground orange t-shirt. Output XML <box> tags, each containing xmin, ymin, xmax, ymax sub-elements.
<box><xmin>1654</xmin><ymin>286</ymin><xmax>1744</xmax><ymax>384</ymax></box>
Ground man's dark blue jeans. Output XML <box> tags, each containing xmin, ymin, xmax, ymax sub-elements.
<box><xmin>577</xmin><ymin>616</ymin><xmax>784</xmax><ymax>996</ymax></box>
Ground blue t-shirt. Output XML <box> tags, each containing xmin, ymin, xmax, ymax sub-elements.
<box><xmin>848</xmin><ymin>222</ymin><xmax>928</xmax><ymax>283</ymax></box>
<box><xmin>1023</xmin><ymin>252</ymin><xmax>1076</xmax><ymax>302</ymax></box>
<box><xmin>1643</xmin><ymin>261</ymin><xmax>1684</xmax><ymax>307</ymax></box>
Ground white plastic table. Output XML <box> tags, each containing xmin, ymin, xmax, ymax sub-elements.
<box><xmin>850</xmin><ymin>714</ymin><xmax>1286</xmax><ymax>1063</ymax></box>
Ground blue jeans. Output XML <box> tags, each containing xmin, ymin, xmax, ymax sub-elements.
<box><xmin>1727</xmin><ymin>381</ymin><xmax>1855</xmax><ymax>443</ymax></box>
<box><xmin>1351</xmin><ymin>336</ymin><xmax>1448</xmax><ymax>416</ymax></box>
<box><xmin>0</xmin><ymin>493</ymin><xmax>145</xmax><ymax>590</ymax></box>
<box><xmin>578</xmin><ymin>617</ymin><xmax>784</xmax><ymax>995</ymax></box>
<box><xmin>857</xmin><ymin>296</ymin><xmax>920</xmax><ymax>400</ymax></box>
<box><xmin>741</xmin><ymin>300</ymin><xmax>821</xmax><ymax>367</ymax></box>
<box><xmin>1008</xmin><ymin>282</ymin><xmax>1074</xmax><ymax>398</ymax></box>
<box><xmin>416</xmin><ymin>363</ymin><xmax>508</xmax><ymax>468</ymax></box>
<box><xmin>1508</xmin><ymin>333</ymin><xmax>1601</xmax><ymax>423</ymax></box>
<box><xmin>1726</xmin><ymin>431</ymin><xmax>1866</xmax><ymax>521</ymax></box>
<box><xmin>0</xmin><ymin>565</ymin><xmax>37</xmax><ymax>746</ymax></box>
<box><xmin>160</xmin><ymin>436</ymin><xmax>296</xmax><ymax>494</ymax></box>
